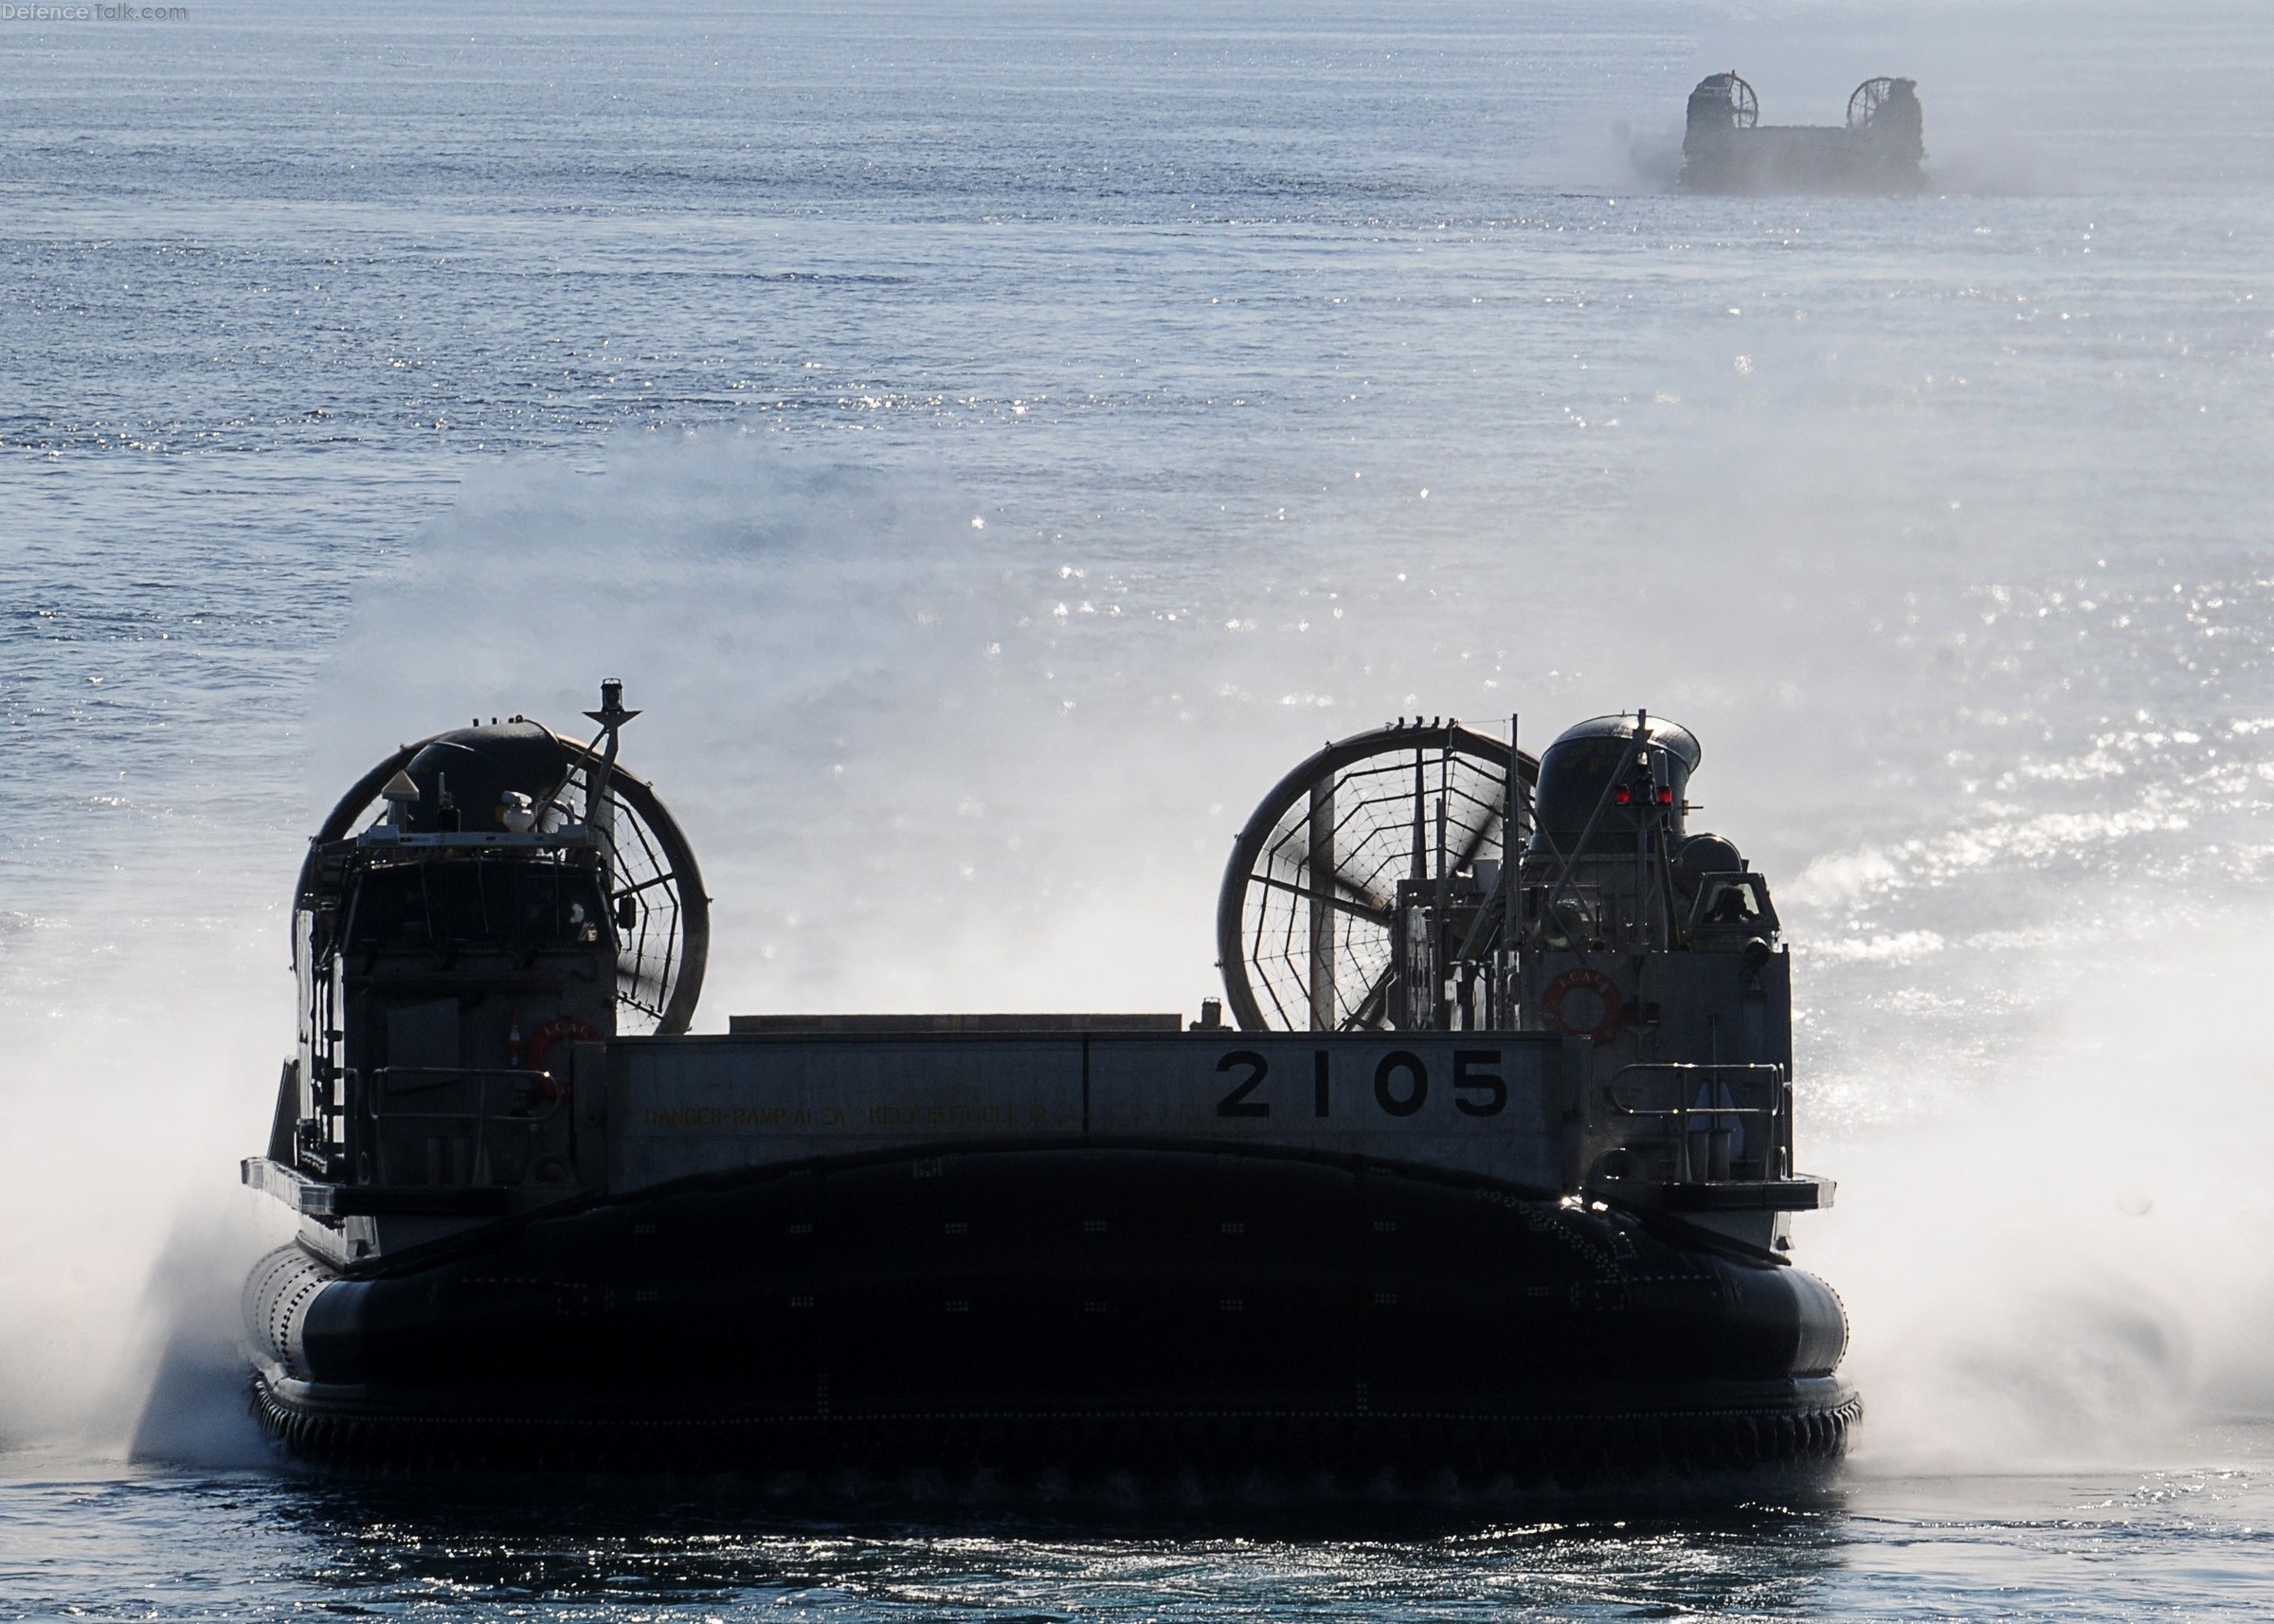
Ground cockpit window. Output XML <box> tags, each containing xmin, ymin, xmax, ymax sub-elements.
<box><xmin>344</xmin><ymin>860</ymin><xmax>608</xmax><ymax>952</ymax></box>
<box><xmin>1703</xmin><ymin>880</ymin><xmax>1760</xmax><ymax>923</ymax></box>
<box><xmin>1687</xmin><ymin>874</ymin><xmax>1778</xmax><ymax>936</ymax></box>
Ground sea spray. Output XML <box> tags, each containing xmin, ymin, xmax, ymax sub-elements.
<box><xmin>1817</xmin><ymin>910</ymin><xmax>2274</xmax><ymax>1471</ymax></box>
<box><xmin>0</xmin><ymin>915</ymin><xmax>292</xmax><ymax>1452</ymax></box>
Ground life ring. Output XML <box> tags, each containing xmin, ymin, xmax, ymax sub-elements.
<box><xmin>1542</xmin><ymin>967</ymin><xmax>1625</xmax><ymax>1046</ymax></box>
<box><xmin>526</xmin><ymin>1016</ymin><xmax>604</xmax><ymax>1093</ymax></box>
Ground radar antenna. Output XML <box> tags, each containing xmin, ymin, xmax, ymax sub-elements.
<box><xmin>561</xmin><ymin>684</ymin><xmax>705</xmax><ymax>1035</ymax></box>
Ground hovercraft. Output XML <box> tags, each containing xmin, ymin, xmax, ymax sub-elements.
<box><xmin>1679</xmin><ymin>73</ymin><xmax>1925</xmax><ymax>194</ymax></box>
<box><xmin>242</xmin><ymin>687</ymin><xmax>1856</xmax><ymax>1486</ymax></box>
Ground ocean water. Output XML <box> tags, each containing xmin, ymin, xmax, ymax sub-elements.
<box><xmin>6</xmin><ymin>0</ymin><xmax>2274</xmax><ymax>1615</ymax></box>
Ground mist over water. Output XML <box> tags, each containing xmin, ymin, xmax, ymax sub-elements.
<box><xmin>5</xmin><ymin>0</ymin><xmax>2274</xmax><ymax>1613</ymax></box>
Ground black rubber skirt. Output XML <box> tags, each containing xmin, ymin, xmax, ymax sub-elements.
<box><xmin>246</xmin><ymin>1142</ymin><xmax>1859</xmax><ymax>1482</ymax></box>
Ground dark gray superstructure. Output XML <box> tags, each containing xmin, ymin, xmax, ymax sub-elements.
<box><xmin>242</xmin><ymin>693</ymin><xmax>1854</xmax><ymax>1486</ymax></box>
<box><xmin>1681</xmin><ymin>73</ymin><xmax>1925</xmax><ymax>194</ymax></box>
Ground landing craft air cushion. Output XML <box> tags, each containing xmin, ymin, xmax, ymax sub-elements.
<box><xmin>1680</xmin><ymin>73</ymin><xmax>1925</xmax><ymax>194</ymax></box>
<box><xmin>242</xmin><ymin>684</ymin><xmax>1855</xmax><ymax>1483</ymax></box>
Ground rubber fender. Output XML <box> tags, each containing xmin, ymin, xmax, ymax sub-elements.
<box><xmin>241</xmin><ymin>1246</ymin><xmax>340</xmax><ymax>1379</ymax></box>
<box><xmin>1717</xmin><ymin>1262</ymin><xmax>1847</xmax><ymax>1377</ymax></box>
<box><xmin>298</xmin><ymin>1274</ymin><xmax>376</xmax><ymax>1383</ymax></box>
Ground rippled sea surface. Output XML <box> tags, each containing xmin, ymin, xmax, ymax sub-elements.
<box><xmin>6</xmin><ymin>0</ymin><xmax>2274</xmax><ymax>1615</ymax></box>
<box><xmin>4</xmin><ymin>1442</ymin><xmax>2271</xmax><ymax>1618</ymax></box>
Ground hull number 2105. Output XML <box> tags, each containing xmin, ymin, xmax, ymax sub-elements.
<box><xmin>1215</xmin><ymin>1050</ymin><xmax>1507</xmax><ymax>1120</ymax></box>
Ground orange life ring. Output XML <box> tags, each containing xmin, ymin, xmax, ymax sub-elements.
<box><xmin>1542</xmin><ymin>967</ymin><xmax>1625</xmax><ymax>1046</ymax></box>
<box><xmin>526</xmin><ymin>1016</ymin><xmax>603</xmax><ymax>1093</ymax></box>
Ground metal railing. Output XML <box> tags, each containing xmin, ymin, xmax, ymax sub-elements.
<box><xmin>1605</xmin><ymin>1061</ymin><xmax>1789</xmax><ymax>1182</ymax></box>
<box><xmin>364</xmin><ymin>1066</ymin><xmax>561</xmax><ymax>1187</ymax></box>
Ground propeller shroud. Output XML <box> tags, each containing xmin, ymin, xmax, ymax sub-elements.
<box><xmin>298</xmin><ymin>731</ymin><xmax>709</xmax><ymax>1037</ymax></box>
<box><xmin>1848</xmin><ymin>76</ymin><xmax>1898</xmax><ymax>129</ymax></box>
<box><xmin>1216</xmin><ymin>720</ymin><xmax>1538</xmax><ymax>1034</ymax></box>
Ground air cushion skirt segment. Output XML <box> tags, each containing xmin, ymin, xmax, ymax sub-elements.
<box><xmin>246</xmin><ymin>1143</ymin><xmax>1856</xmax><ymax>1479</ymax></box>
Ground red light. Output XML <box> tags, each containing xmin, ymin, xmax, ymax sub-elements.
<box><xmin>1657</xmin><ymin>787</ymin><xmax>1674</xmax><ymax>805</ymax></box>
<box><xmin>1613</xmin><ymin>785</ymin><xmax>1632</xmax><ymax>805</ymax></box>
